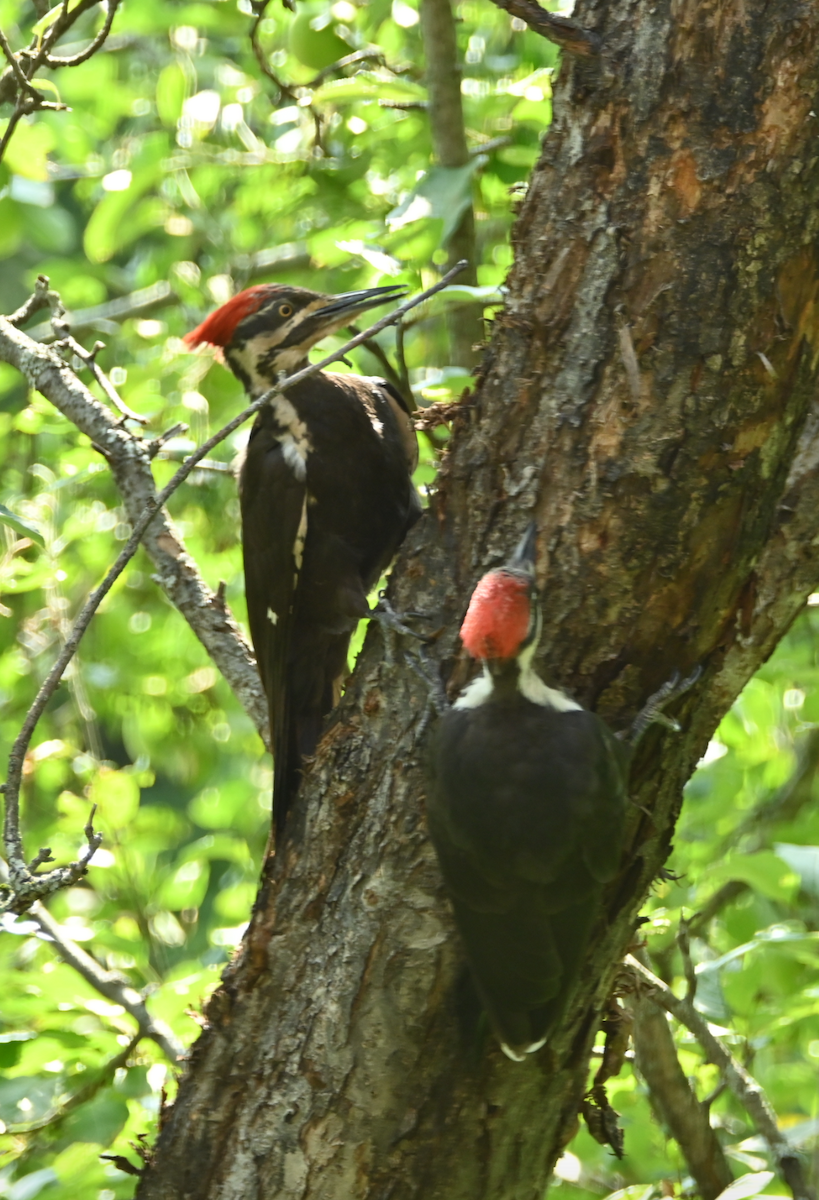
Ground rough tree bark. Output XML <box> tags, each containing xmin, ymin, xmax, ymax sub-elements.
<box><xmin>136</xmin><ymin>1</ymin><xmax>819</xmax><ymax>1196</ymax></box>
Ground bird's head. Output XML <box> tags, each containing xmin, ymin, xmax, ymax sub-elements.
<box><xmin>459</xmin><ymin>523</ymin><xmax>540</xmax><ymax>667</ymax></box>
<box><xmin>183</xmin><ymin>282</ymin><xmax>406</xmax><ymax>396</ymax></box>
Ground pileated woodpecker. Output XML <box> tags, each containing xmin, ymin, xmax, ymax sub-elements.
<box><xmin>425</xmin><ymin>525</ymin><xmax>629</xmax><ymax>1060</ymax></box>
<box><xmin>185</xmin><ymin>283</ymin><xmax>422</xmax><ymax>838</ymax></box>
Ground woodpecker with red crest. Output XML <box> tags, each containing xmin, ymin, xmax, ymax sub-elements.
<box><xmin>185</xmin><ymin>283</ymin><xmax>422</xmax><ymax>839</ymax></box>
<box><xmin>425</xmin><ymin>525</ymin><xmax>630</xmax><ymax>1060</ymax></box>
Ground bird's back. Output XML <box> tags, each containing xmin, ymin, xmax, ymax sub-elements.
<box><xmin>427</xmin><ymin>693</ymin><xmax>629</xmax><ymax>1055</ymax></box>
<box><xmin>241</xmin><ymin>370</ymin><xmax>421</xmax><ymax>838</ymax></box>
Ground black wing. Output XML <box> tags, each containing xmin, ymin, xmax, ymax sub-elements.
<box><xmin>426</xmin><ymin>704</ymin><xmax>628</xmax><ymax>1055</ymax></box>
<box><xmin>240</xmin><ymin>414</ymin><xmax>307</xmax><ymax>839</ymax></box>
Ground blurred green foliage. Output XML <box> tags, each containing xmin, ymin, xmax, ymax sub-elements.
<box><xmin>0</xmin><ymin>1</ymin><xmax>816</xmax><ymax>1198</ymax></box>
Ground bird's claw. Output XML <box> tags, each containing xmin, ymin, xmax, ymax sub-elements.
<box><xmin>371</xmin><ymin>592</ymin><xmax>429</xmax><ymax>640</ymax></box>
<box><xmin>628</xmin><ymin>665</ymin><xmax>702</xmax><ymax>747</ymax></box>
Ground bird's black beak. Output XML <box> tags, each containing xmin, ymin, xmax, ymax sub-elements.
<box><xmin>505</xmin><ymin>522</ymin><xmax>538</xmax><ymax>577</ymax></box>
<box><xmin>315</xmin><ymin>284</ymin><xmax>407</xmax><ymax>322</ymax></box>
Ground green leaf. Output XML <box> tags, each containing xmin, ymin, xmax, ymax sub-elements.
<box><xmin>713</xmin><ymin>1173</ymin><xmax>776</xmax><ymax>1200</ymax></box>
<box><xmin>88</xmin><ymin>768</ymin><xmax>140</xmax><ymax>829</ymax></box>
<box><xmin>703</xmin><ymin>850</ymin><xmax>799</xmax><ymax>902</ymax></box>
<box><xmin>312</xmin><ymin>71</ymin><xmax>427</xmax><ymax>106</ymax></box>
<box><xmin>0</xmin><ymin>503</ymin><xmax>45</xmax><ymax>546</ymax></box>
<box><xmin>155</xmin><ymin>62</ymin><xmax>188</xmax><ymax>127</ymax></box>
<box><xmin>156</xmin><ymin>857</ymin><xmax>210</xmax><ymax>909</ymax></box>
<box><xmin>3</xmin><ymin>122</ymin><xmax>55</xmax><ymax>181</ymax></box>
<box><xmin>5</xmin><ymin>1167</ymin><xmax>58</xmax><ymax>1199</ymax></box>
<box><xmin>32</xmin><ymin>0</ymin><xmax>85</xmax><ymax>38</ymax></box>
<box><xmin>774</xmin><ymin>843</ymin><xmax>819</xmax><ymax>897</ymax></box>
<box><xmin>60</xmin><ymin>1092</ymin><xmax>129</xmax><ymax>1145</ymax></box>
<box><xmin>387</xmin><ymin>160</ymin><xmax>485</xmax><ymax>245</ymax></box>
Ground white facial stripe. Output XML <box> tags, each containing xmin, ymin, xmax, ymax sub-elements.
<box><xmin>500</xmin><ymin>1034</ymin><xmax>547</xmax><ymax>1061</ymax></box>
<box><xmin>267</xmin><ymin>607</ymin><xmax>278</xmax><ymax>625</ymax></box>
<box><xmin>453</xmin><ymin>666</ymin><xmax>494</xmax><ymax>710</ymax></box>
<box><xmin>518</xmin><ymin>668</ymin><xmax>580</xmax><ymax>710</ymax></box>
<box><xmin>452</xmin><ymin>662</ymin><xmax>580</xmax><ymax>712</ymax></box>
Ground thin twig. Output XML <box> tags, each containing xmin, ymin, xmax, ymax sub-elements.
<box><xmin>488</xmin><ymin>0</ymin><xmax>601</xmax><ymax>57</ymax></box>
<box><xmin>147</xmin><ymin>422</ymin><xmax>190</xmax><ymax>457</ymax></box>
<box><xmin>44</xmin><ymin>0</ymin><xmax>122</xmax><ymax>67</ymax></box>
<box><xmin>306</xmin><ymin>48</ymin><xmax>385</xmax><ymax>87</ymax></box>
<box><xmin>249</xmin><ymin>3</ymin><xmax>298</xmax><ymax>105</ymax></box>
<box><xmin>0</xmin><ymin>27</ymin><xmax>39</xmax><ymax>98</ymax></box>
<box><xmin>249</xmin><ymin>0</ymin><xmax>325</xmax><ymax>149</ymax></box>
<box><xmin>0</xmin><ymin>107</ymin><xmax>26</xmax><ymax>163</ymax></box>
<box><xmin>31</xmin><ymin>901</ymin><xmax>185</xmax><ymax>1061</ymax></box>
<box><xmin>3</xmin><ymin>1033</ymin><xmax>141</xmax><ymax>1135</ymax></box>
<box><xmin>8</xmin><ymin>275</ymin><xmax>58</xmax><ymax>328</ymax></box>
<box><xmin>38</xmin><ymin>0</ymin><xmax>101</xmax><ymax>58</ymax></box>
<box><xmin>1</xmin><ymin>262</ymin><xmax>468</xmax><ymax>913</ymax></box>
<box><xmin>60</xmin><ymin>333</ymin><xmax>148</xmax><ymax>424</ymax></box>
<box><xmin>0</xmin><ymin>312</ymin><xmax>269</xmax><ymax>746</ymax></box>
<box><xmin>624</xmin><ymin>955</ymin><xmax>816</xmax><ymax>1200</ymax></box>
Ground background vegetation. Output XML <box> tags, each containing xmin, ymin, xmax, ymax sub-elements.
<box><xmin>0</xmin><ymin>0</ymin><xmax>816</xmax><ymax>1197</ymax></box>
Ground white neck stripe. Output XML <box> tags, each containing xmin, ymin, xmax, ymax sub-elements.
<box><xmin>452</xmin><ymin>662</ymin><xmax>580</xmax><ymax>712</ymax></box>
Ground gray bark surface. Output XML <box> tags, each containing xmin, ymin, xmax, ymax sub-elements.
<box><xmin>137</xmin><ymin>1</ymin><xmax>819</xmax><ymax>1196</ymax></box>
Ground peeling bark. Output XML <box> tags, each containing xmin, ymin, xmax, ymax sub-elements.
<box><xmin>136</xmin><ymin>2</ymin><xmax>819</xmax><ymax>1197</ymax></box>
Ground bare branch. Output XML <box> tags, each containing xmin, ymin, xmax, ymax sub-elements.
<box><xmin>0</xmin><ymin>0</ymin><xmax>121</xmax><ymax>167</ymax></box>
<box><xmin>624</xmin><ymin>955</ymin><xmax>816</xmax><ymax>1200</ymax></box>
<box><xmin>487</xmin><ymin>0</ymin><xmax>601</xmax><ymax>57</ymax></box>
<box><xmin>0</xmin><ymin>265</ymin><xmax>467</xmax><ymax>912</ymax></box>
<box><xmin>43</xmin><ymin>0</ymin><xmax>123</xmax><ymax>67</ymax></box>
<box><xmin>249</xmin><ymin>3</ymin><xmax>297</xmax><ymax>104</ymax></box>
<box><xmin>38</xmin><ymin>0</ymin><xmax>102</xmax><ymax>58</ymax></box>
<box><xmin>0</xmin><ymin>312</ymin><xmax>267</xmax><ymax>744</ymax></box>
<box><xmin>0</xmin><ymin>27</ymin><xmax>40</xmax><ymax>99</ymax></box>
<box><xmin>32</xmin><ymin>901</ymin><xmax>185</xmax><ymax>1061</ymax></box>
<box><xmin>8</xmin><ymin>274</ymin><xmax>58</xmax><ymax>328</ymax></box>
<box><xmin>3</xmin><ymin>1033</ymin><xmax>141</xmax><ymax>1135</ymax></box>
<box><xmin>306</xmin><ymin>48</ymin><xmax>388</xmax><ymax>87</ymax></box>
<box><xmin>630</xmin><ymin>981</ymin><xmax>733</xmax><ymax>1200</ymax></box>
<box><xmin>60</xmin><ymin>333</ymin><xmax>148</xmax><ymax>424</ymax></box>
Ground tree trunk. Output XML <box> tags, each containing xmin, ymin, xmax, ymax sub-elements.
<box><xmin>419</xmin><ymin>0</ymin><xmax>483</xmax><ymax>367</ymax></box>
<box><xmin>136</xmin><ymin>2</ymin><xmax>819</xmax><ymax>1196</ymax></box>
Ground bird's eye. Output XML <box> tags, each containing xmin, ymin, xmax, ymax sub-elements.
<box><xmin>279</xmin><ymin>303</ymin><xmax>293</xmax><ymax>317</ymax></box>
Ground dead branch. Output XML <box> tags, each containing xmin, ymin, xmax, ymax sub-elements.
<box><xmin>624</xmin><ymin>955</ymin><xmax>816</xmax><ymax>1200</ymax></box>
<box><xmin>0</xmin><ymin>265</ymin><xmax>467</xmax><ymax>912</ymax></box>
<box><xmin>487</xmin><ymin>0</ymin><xmax>601</xmax><ymax>57</ymax></box>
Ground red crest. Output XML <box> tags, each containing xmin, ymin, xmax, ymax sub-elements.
<box><xmin>183</xmin><ymin>286</ymin><xmax>275</xmax><ymax>349</ymax></box>
<box><xmin>460</xmin><ymin>570</ymin><xmax>531</xmax><ymax>661</ymax></box>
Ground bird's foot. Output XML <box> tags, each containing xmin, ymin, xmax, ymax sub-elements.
<box><xmin>370</xmin><ymin>596</ymin><xmax>447</xmax><ymax>727</ymax></box>
<box><xmin>627</xmin><ymin>665</ymin><xmax>702</xmax><ymax>747</ymax></box>
<box><xmin>369</xmin><ymin>593</ymin><xmax>429</xmax><ymax>667</ymax></box>
<box><xmin>369</xmin><ymin>593</ymin><xmax>428</xmax><ymax>641</ymax></box>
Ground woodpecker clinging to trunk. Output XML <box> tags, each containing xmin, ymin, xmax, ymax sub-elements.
<box><xmin>425</xmin><ymin>525</ymin><xmax>630</xmax><ymax>1060</ymax></box>
<box><xmin>185</xmin><ymin>282</ymin><xmax>422</xmax><ymax>839</ymax></box>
